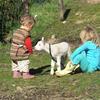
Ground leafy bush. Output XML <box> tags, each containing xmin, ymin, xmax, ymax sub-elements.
<box><xmin>0</xmin><ymin>0</ymin><xmax>23</xmax><ymax>43</ymax></box>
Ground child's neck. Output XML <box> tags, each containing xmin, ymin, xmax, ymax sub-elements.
<box><xmin>20</xmin><ymin>26</ymin><xmax>30</xmax><ymax>32</ymax></box>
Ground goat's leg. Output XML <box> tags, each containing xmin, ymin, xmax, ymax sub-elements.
<box><xmin>50</xmin><ymin>60</ymin><xmax>56</xmax><ymax>75</ymax></box>
<box><xmin>56</xmin><ymin>56</ymin><xmax>61</xmax><ymax>72</ymax></box>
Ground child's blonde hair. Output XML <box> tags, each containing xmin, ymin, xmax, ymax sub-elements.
<box><xmin>80</xmin><ymin>26</ymin><xmax>100</xmax><ymax>46</ymax></box>
<box><xmin>20</xmin><ymin>14</ymin><xmax>36</xmax><ymax>26</ymax></box>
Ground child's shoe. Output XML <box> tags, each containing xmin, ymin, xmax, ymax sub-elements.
<box><xmin>13</xmin><ymin>71</ymin><xmax>22</xmax><ymax>78</ymax></box>
<box><xmin>55</xmin><ymin>62</ymin><xmax>79</xmax><ymax>76</ymax></box>
<box><xmin>64</xmin><ymin>62</ymin><xmax>79</xmax><ymax>72</ymax></box>
<box><xmin>22</xmin><ymin>72</ymin><xmax>35</xmax><ymax>79</ymax></box>
<box><xmin>55</xmin><ymin>70</ymin><xmax>72</xmax><ymax>77</ymax></box>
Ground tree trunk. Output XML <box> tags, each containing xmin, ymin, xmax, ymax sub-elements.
<box><xmin>58</xmin><ymin>0</ymin><xmax>70</xmax><ymax>22</ymax></box>
<box><xmin>22</xmin><ymin>0</ymin><xmax>29</xmax><ymax>15</ymax></box>
<box><xmin>59</xmin><ymin>0</ymin><xmax>65</xmax><ymax>21</ymax></box>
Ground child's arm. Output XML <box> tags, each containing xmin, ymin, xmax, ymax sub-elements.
<box><xmin>70</xmin><ymin>42</ymin><xmax>89</xmax><ymax>60</ymax></box>
<box><xmin>25</xmin><ymin>37</ymin><xmax>33</xmax><ymax>54</ymax></box>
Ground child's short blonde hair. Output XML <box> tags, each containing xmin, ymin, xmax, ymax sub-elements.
<box><xmin>20</xmin><ymin>15</ymin><xmax>36</xmax><ymax>26</ymax></box>
<box><xmin>80</xmin><ymin>26</ymin><xmax>100</xmax><ymax>46</ymax></box>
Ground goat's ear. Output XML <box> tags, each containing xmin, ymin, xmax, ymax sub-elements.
<box><xmin>41</xmin><ymin>37</ymin><xmax>44</xmax><ymax>41</ymax></box>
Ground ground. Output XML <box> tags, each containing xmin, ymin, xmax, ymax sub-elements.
<box><xmin>0</xmin><ymin>0</ymin><xmax>100</xmax><ymax>99</ymax></box>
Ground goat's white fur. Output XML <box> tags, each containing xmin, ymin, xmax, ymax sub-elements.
<box><xmin>34</xmin><ymin>37</ymin><xmax>71</xmax><ymax>75</ymax></box>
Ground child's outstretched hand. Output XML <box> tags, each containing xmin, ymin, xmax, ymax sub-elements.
<box><xmin>32</xmin><ymin>47</ymin><xmax>36</xmax><ymax>52</ymax></box>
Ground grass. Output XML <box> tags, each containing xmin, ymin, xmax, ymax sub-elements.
<box><xmin>0</xmin><ymin>0</ymin><xmax>100</xmax><ymax>99</ymax></box>
<box><xmin>30</xmin><ymin>0</ymin><xmax>100</xmax><ymax>43</ymax></box>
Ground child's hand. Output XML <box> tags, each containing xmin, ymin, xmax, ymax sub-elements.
<box><xmin>18</xmin><ymin>44</ymin><xmax>23</xmax><ymax>48</ymax></box>
<box><xmin>32</xmin><ymin>48</ymin><xmax>36</xmax><ymax>52</ymax></box>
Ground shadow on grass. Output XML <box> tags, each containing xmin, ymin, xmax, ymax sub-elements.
<box><xmin>60</xmin><ymin>8</ymin><xmax>71</xmax><ymax>21</ymax></box>
<box><xmin>29</xmin><ymin>65</ymin><xmax>50</xmax><ymax>75</ymax></box>
<box><xmin>70</xmin><ymin>68</ymin><xmax>83</xmax><ymax>75</ymax></box>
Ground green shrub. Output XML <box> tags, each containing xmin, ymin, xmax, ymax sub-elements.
<box><xmin>0</xmin><ymin>0</ymin><xmax>23</xmax><ymax>43</ymax></box>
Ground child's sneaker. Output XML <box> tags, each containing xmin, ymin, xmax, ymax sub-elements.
<box><xmin>65</xmin><ymin>62</ymin><xmax>79</xmax><ymax>72</ymax></box>
<box><xmin>13</xmin><ymin>71</ymin><xmax>22</xmax><ymax>78</ymax></box>
<box><xmin>55</xmin><ymin>61</ymin><xmax>79</xmax><ymax>76</ymax></box>
<box><xmin>22</xmin><ymin>72</ymin><xmax>35</xmax><ymax>79</ymax></box>
<box><xmin>55</xmin><ymin>70</ymin><xmax>72</xmax><ymax>76</ymax></box>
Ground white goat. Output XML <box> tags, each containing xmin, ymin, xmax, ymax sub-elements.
<box><xmin>34</xmin><ymin>37</ymin><xmax>71</xmax><ymax>75</ymax></box>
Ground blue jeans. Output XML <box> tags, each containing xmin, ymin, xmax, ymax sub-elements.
<box><xmin>71</xmin><ymin>52</ymin><xmax>96</xmax><ymax>73</ymax></box>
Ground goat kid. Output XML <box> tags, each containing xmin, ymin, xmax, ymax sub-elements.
<box><xmin>34</xmin><ymin>37</ymin><xmax>71</xmax><ymax>75</ymax></box>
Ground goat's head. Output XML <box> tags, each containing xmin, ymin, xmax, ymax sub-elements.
<box><xmin>34</xmin><ymin>37</ymin><xmax>45</xmax><ymax>51</ymax></box>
